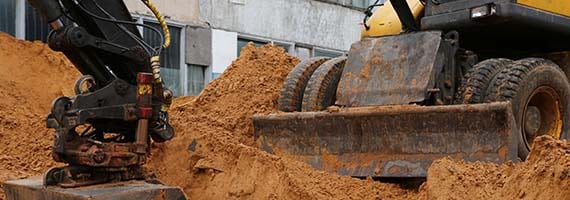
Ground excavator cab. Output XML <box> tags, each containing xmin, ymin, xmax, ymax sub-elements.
<box><xmin>253</xmin><ymin>0</ymin><xmax>570</xmax><ymax>178</ymax></box>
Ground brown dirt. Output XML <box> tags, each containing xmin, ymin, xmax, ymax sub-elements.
<box><xmin>0</xmin><ymin>32</ymin><xmax>80</xmax><ymax>198</ymax></box>
<box><xmin>420</xmin><ymin>136</ymin><xmax>570</xmax><ymax>200</ymax></box>
<box><xmin>0</xmin><ymin>32</ymin><xmax>569</xmax><ymax>200</ymax></box>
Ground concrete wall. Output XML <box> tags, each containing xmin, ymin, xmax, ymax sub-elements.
<box><xmin>186</xmin><ymin>26</ymin><xmax>211</xmax><ymax>66</ymax></box>
<box><xmin>200</xmin><ymin>0</ymin><xmax>364</xmax><ymax>51</ymax></box>
<box><xmin>124</xmin><ymin>0</ymin><xmax>200</xmax><ymax>23</ymax></box>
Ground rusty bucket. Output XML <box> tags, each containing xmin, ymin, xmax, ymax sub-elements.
<box><xmin>253</xmin><ymin>102</ymin><xmax>518</xmax><ymax>178</ymax></box>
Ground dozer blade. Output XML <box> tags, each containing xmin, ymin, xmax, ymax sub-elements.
<box><xmin>253</xmin><ymin>102</ymin><xmax>518</xmax><ymax>178</ymax></box>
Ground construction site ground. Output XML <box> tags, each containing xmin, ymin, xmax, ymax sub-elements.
<box><xmin>0</xmin><ymin>32</ymin><xmax>568</xmax><ymax>199</ymax></box>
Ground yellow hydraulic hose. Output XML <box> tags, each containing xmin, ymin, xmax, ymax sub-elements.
<box><xmin>141</xmin><ymin>0</ymin><xmax>166</xmax><ymax>83</ymax></box>
<box><xmin>150</xmin><ymin>56</ymin><xmax>162</xmax><ymax>84</ymax></box>
<box><xmin>142</xmin><ymin>0</ymin><xmax>170</xmax><ymax>49</ymax></box>
<box><xmin>142</xmin><ymin>0</ymin><xmax>173</xmax><ymax>111</ymax></box>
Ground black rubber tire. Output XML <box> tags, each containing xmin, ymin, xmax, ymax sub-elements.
<box><xmin>302</xmin><ymin>56</ymin><xmax>347</xmax><ymax>112</ymax></box>
<box><xmin>455</xmin><ymin>58</ymin><xmax>512</xmax><ymax>104</ymax></box>
<box><xmin>486</xmin><ymin>58</ymin><xmax>570</xmax><ymax>160</ymax></box>
<box><xmin>277</xmin><ymin>57</ymin><xmax>331</xmax><ymax>112</ymax></box>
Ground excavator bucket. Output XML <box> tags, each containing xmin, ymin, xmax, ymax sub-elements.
<box><xmin>253</xmin><ymin>102</ymin><xmax>518</xmax><ymax>178</ymax></box>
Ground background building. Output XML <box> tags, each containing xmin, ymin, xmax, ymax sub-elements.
<box><xmin>0</xmin><ymin>0</ymin><xmax>375</xmax><ymax>96</ymax></box>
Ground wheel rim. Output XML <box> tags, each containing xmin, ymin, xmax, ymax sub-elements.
<box><xmin>522</xmin><ymin>86</ymin><xmax>563</xmax><ymax>149</ymax></box>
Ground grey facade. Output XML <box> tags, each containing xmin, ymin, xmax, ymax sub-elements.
<box><xmin>200</xmin><ymin>0</ymin><xmax>364</xmax><ymax>51</ymax></box>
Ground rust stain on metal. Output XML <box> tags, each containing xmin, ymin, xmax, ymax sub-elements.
<box><xmin>253</xmin><ymin>102</ymin><xmax>519</xmax><ymax>177</ymax></box>
<box><xmin>360</xmin><ymin>64</ymin><xmax>371</xmax><ymax>79</ymax></box>
<box><xmin>336</xmin><ymin>31</ymin><xmax>444</xmax><ymax>107</ymax></box>
<box><xmin>388</xmin><ymin>165</ymin><xmax>402</xmax><ymax>175</ymax></box>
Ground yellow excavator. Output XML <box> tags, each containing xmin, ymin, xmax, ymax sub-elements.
<box><xmin>254</xmin><ymin>0</ymin><xmax>570</xmax><ymax>178</ymax></box>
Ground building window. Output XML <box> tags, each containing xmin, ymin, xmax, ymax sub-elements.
<box><xmin>352</xmin><ymin>0</ymin><xmax>382</xmax><ymax>9</ymax></box>
<box><xmin>0</xmin><ymin>0</ymin><xmax>16</xmax><ymax>36</ymax></box>
<box><xmin>314</xmin><ymin>48</ymin><xmax>344</xmax><ymax>58</ymax></box>
<box><xmin>352</xmin><ymin>0</ymin><xmax>367</xmax><ymax>9</ymax></box>
<box><xmin>187</xmin><ymin>64</ymin><xmax>206</xmax><ymax>96</ymax></box>
<box><xmin>273</xmin><ymin>42</ymin><xmax>293</xmax><ymax>53</ymax></box>
<box><xmin>142</xmin><ymin>21</ymin><xmax>183</xmax><ymax>96</ymax></box>
<box><xmin>237</xmin><ymin>38</ymin><xmax>267</xmax><ymax>56</ymax></box>
<box><xmin>234</xmin><ymin>35</ymin><xmax>345</xmax><ymax>71</ymax></box>
<box><xmin>295</xmin><ymin>46</ymin><xmax>312</xmax><ymax>61</ymax></box>
<box><xmin>212</xmin><ymin>73</ymin><xmax>222</xmax><ymax>79</ymax></box>
<box><xmin>294</xmin><ymin>45</ymin><xmax>345</xmax><ymax>61</ymax></box>
<box><xmin>237</xmin><ymin>36</ymin><xmax>294</xmax><ymax>57</ymax></box>
<box><xmin>25</xmin><ymin>2</ymin><xmax>50</xmax><ymax>41</ymax></box>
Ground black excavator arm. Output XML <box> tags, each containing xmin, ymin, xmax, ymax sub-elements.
<box><xmin>26</xmin><ymin>0</ymin><xmax>175</xmax><ymax>187</ymax></box>
<box><xmin>390</xmin><ymin>0</ymin><xmax>420</xmax><ymax>31</ymax></box>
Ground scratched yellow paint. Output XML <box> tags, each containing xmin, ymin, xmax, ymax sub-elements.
<box><xmin>138</xmin><ymin>85</ymin><xmax>152</xmax><ymax>95</ymax></box>
<box><xmin>361</xmin><ymin>0</ymin><xmax>424</xmax><ymax>38</ymax></box>
<box><xmin>518</xmin><ymin>0</ymin><xmax>570</xmax><ymax>17</ymax></box>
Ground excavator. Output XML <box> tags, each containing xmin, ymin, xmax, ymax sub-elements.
<box><xmin>2</xmin><ymin>0</ymin><xmax>185</xmax><ymax>199</ymax></box>
<box><xmin>254</xmin><ymin>0</ymin><xmax>570</xmax><ymax>178</ymax></box>
<box><xmin>25</xmin><ymin>0</ymin><xmax>177</xmax><ymax>187</ymax></box>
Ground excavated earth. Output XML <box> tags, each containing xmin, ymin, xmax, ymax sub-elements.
<box><xmin>0</xmin><ymin>32</ymin><xmax>80</xmax><ymax>199</ymax></box>
<box><xmin>0</xmin><ymin>32</ymin><xmax>569</xmax><ymax>200</ymax></box>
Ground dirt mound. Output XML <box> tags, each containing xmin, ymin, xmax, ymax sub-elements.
<box><xmin>148</xmin><ymin>44</ymin><xmax>415</xmax><ymax>199</ymax></box>
<box><xmin>421</xmin><ymin>136</ymin><xmax>570</xmax><ymax>200</ymax></box>
<box><xmin>170</xmin><ymin>44</ymin><xmax>300</xmax><ymax>144</ymax></box>
<box><xmin>0</xmin><ymin>32</ymin><xmax>80</xmax><ymax>197</ymax></box>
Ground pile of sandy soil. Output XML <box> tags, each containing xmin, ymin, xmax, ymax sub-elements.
<box><xmin>0</xmin><ymin>32</ymin><xmax>568</xmax><ymax>200</ymax></box>
<box><xmin>420</xmin><ymin>136</ymin><xmax>570</xmax><ymax>200</ymax></box>
<box><xmin>0</xmin><ymin>32</ymin><xmax>80</xmax><ymax>198</ymax></box>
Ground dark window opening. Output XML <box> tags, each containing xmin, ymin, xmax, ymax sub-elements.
<box><xmin>143</xmin><ymin>21</ymin><xmax>183</xmax><ymax>96</ymax></box>
<box><xmin>237</xmin><ymin>38</ymin><xmax>267</xmax><ymax>56</ymax></box>
<box><xmin>187</xmin><ymin>64</ymin><xmax>206</xmax><ymax>96</ymax></box>
<box><xmin>0</xmin><ymin>0</ymin><xmax>16</xmax><ymax>36</ymax></box>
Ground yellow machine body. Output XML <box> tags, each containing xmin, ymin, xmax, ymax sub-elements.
<box><xmin>361</xmin><ymin>0</ymin><xmax>570</xmax><ymax>38</ymax></box>
<box><xmin>517</xmin><ymin>0</ymin><xmax>570</xmax><ymax>17</ymax></box>
<box><xmin>361</xmin><ymin>0</ymin><xmax>424</xmax><ymax>38</ymax></box>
